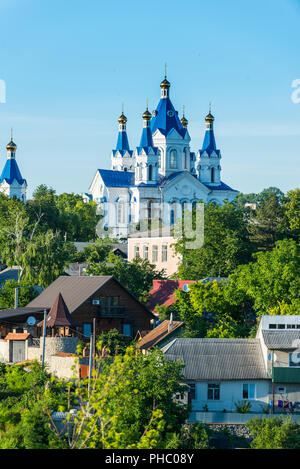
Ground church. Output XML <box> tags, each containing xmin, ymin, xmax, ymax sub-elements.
<box><xmin>0</xmin><ymin>135</ymin><xmax>27</xmax><ymax>202</ymax></box>
<box><xmin>87</xmin><ymin>75</ymin><xmax>239</xmax><ymax>238</ymax></box>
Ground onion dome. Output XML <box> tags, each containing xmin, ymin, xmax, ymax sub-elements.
<box><xmin>160</xmin><ymin>76</ymin><xmax>171</xmax><ymax>90</ymax></box>
<box><xmin>205</xmin><ymin>112</ymin><xmax>214</xmax><ymax>123</ymax></box>
<box><xmin>118</xmin><ymin>112</ymin><xmax>127</xmax><ymax>124</ymax></box>
<box><xmin>6</xmin><ymin>138</ymin><xmax>17</xmax><ymax>151</ymax></box>
<box><xmin>142</xmin><ymin>108</ymin><xmax>152</xmax><ymax>121</ymax></box>
<box><xmin>181</xmin><ymin>113</ymin><xmax>188</xmax><ymax>128</ymax></box>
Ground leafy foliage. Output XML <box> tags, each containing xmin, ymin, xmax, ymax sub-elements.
<box><xmin>247</xmin><ymin>416</ymin><xmax>300</xmax><ymax>449</ymax></box>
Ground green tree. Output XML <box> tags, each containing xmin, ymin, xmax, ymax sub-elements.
<box><xmin>0</xmin><ymin>280</ymin><xmax>37</xmax><ymax>309</ymax></box>
<box><xmin>283</xmin><ymin>188</ymin><xmax>300</xmax><ymax>240</ymax></box>
<box><xmin>87</xmin><ymin>253</ymin><xmax>165</xmax><ymax>302</ymax></box>
<box><xmin>227</xmin><ymin>239</ymin><xmax>300</xmax><ymax>314</ymax></box>
<box><xmin>247</xmin><ymin>194</ymin><xmax>286</xmax><ymax>251</ymax></box>
<box><xmin>57</xmin><ymin>347</ymin><xmax>188</xmax><ymax>449</ymax></box>
<box><xmin>96</xmin><ymin>328</ymin><xmax>133</xmax><ymax>356</ymax></box>
<box><xmin>247</xmin><ymin>416</ymin><xmax>300</xmax><ymax>449</ymax></box>
<box><xmin>175</xmin><ymin>202</ymin><xmax>253</xmax><ymax>279</ymax></box>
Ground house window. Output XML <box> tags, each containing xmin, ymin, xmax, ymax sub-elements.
<box><xmin>242</xmin><ymin>383</ymin><xmax>256</xmax><ymax>399</ymax></box>
<box><xmin>187</xmin><ymin>383</ymin><xmax>196</xmax><ymax>400</ymax></box>
<box><xmin>83</xmin><ymin>323</ymin><xmax>92</xmax><ymax>338</ymax></box>
<box><xmin>134</xmin><ymin>245</ymin><xmax>140</xmax><ymax>259</ymax></box>
<box><xmin>269</xmin><ymin>324</ymin><xmax>276</xmax><ymax>329</ymax></box>
<box><xmin>162</xmin><ymin>245</ymin><xmax>168</xmax><ymax>262</ymax></box>
<box><xmin>143</xmin><ymin>245</ymin><xmax>149</xmax><ymax>260</ymax></box>
<box><xmin>123</xmin><ymin>323</ymin><xmax>132</xmax><ymax>336</ymax></box>
<box><xmin>170</xmin><ymin>149</ymin><xmax>178</xmax><ymax>169</ymax></box>
<box><xmin>152</xmin><ymin>245</ymin><xmax>158</xmax><ymax>262</ymax></box>
<box><xmin>207</xmin><ymin>383</ymin><xmax>220</xmax><ymax>400</ymax></box>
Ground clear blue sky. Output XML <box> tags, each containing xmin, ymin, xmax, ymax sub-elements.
<box><xmin>0</xmin><ymin>0</ymin><xmax>299</xmax><ymax>198</ymax></box>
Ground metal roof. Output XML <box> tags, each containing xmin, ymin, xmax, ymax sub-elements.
<box><xmin>262</xmin><ymin>330</ymin><xmax>300</xmax><ymax>350</ymax></box>
<box><xmin>163</xmin><ymin>338</ymin><xmax>269</xmax><ymax>381</ymax></box>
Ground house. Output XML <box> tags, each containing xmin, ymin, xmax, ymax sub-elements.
<box><xmin>128</xmin><ymin>227</ymin><xmax>181</xmax><ymax>277</ymax></box>
<box><xmin>162</xmin><ymin>315</ymin><xmax>300</xmax><ymax>420</ymax></box>
<box><xmin>257</xmin><ymin>315</ymin><xmax>300</xmax><ymax>412</ymax></box>
<box><xmin>137</xmin><ymin>319</ymin><xmax>184</xmax><ymax>352</ymax></box>
<box><xmin>0</xmin><ymin>276</ymin><xmax>155</xmax><ymax>341</ymax></box>
<box><xmin>147</xmin><ymin>279</ymin><xmax>198</xmax><ymax>314</ymax></box>
<box><xmin>163</xmin><ymin>338</ymin><xmax>270</xmax><ymax>414</ymax></box>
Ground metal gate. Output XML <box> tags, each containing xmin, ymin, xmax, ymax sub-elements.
<box><xmin>12</xmin><ymin>340</ymin><xmax>26</xmax><ymax>363</ymax></box>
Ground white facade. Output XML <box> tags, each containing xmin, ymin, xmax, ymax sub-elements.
<box><xmin>89</xmin><ymin>77</ymin><xmax>238</xmax><ymax>238</ymax></box>
<box><xmin>0</xmin><ymin>138</ymin><xmax>27</xmax><ymax>202</ymax></box>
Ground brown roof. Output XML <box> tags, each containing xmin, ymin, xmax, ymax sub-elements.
<box><xmin>27</xmin><ymin>276</ymin><xmax>115</xmax><ymax>313</ymax></box>
<box><xmin>137</xmin><ymin>320</ymin><xmax>184</xmax><ymax>350</ymax></box>
<box><xmin>27</xmin><ymin>275</ymin><xmax>154</xmax><ymax>318</ymax></box>
<box><xmin>5</xmin><ymin>333</ymin><xmax>30</xmax><ymax>341</ymax></box>
<box><xmin>37</xmin><ymin>293</ymin><xmax>81</xmax><ymax>328</ymax></box>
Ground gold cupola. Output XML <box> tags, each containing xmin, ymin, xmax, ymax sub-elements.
<box><xmin>118</xmin><ymin>112</ymin><xmax>127</xmax><ymax>124</ymax></box>
<box><xmin>181</xmin><ymin>107</ymin><xmax>188</xmax><ymax>127</ymax></box>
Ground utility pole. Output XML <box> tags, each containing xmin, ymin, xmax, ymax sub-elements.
<box><xmin>88</xmin><ymin>333</ymin><xmax>94</xmax><ymax>396</ymax></box>
<box><xmin>41</xmin><ymin>309</ymin><xmax>47</xmax><ymax>368</ymax></box>
<box><xmin>14</xmin><ymin>287</ymin><xmax>19</xmax><ymax>309</ymax></box>
<box><xmin>93</xmin><ymin>317</ymin><xmax>96</xmax><ymax>369</ymax></box>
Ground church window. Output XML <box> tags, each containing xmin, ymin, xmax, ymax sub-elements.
<box><xmin>148</xmin><ymin>164</ymin><xmax>153</xmax><ymax>181</ymax></box>
<box><xmin>158</xmin><ymin>150</ymin><xmax>161</xmax><ymax>168</ymax></box>
<box><xmin>211</xmin><ymin>167</ymin><xmax>215</xmax><ymax>183</ymax></box>
<box><xmin>184</xmin><ymin>148</ymin><xmax>189</xmax><ymax>169</ymax></box>
<box><xmin>170</xmin><ymin>149</ymin><xmax>178</xmax><ymax>169</ymax></box>
<box><xmin>117</xmin><ymin>200</ymin><xmax>125</xmax><ymax>224</ymax></box>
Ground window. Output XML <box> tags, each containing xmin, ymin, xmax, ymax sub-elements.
<box><xmin>134</xmin><ymin>245</ymin><xmax>140</xmax><ymax>259</ymax></box>
<box><xmin>269</xmin><ymin>324</ymin><xmax>276</xmax><ymax>329</ymax></box>
<box><xmin>278</xmin><ymin>324</ymin><xmax>285</xmax><ymax>329</ymax></box>
<box><xmin>211</xmin><ymin>167</ymin><xmax>215</xmax><ymax>183</ymax></box>
<box><xmin>287</xmin><ymin>325</ymin><xmax>296</xmax><ymax>329</ymax></box>
<box><xmin>92</xmin><ymin>299</ymin><xmax>100</xmax><ymax>305</ymax></box>
<box><xmin>242</xmin><ymin>383</ymin><xmax>256</xmax><ymax>399</ymax></box>
<box><xmin>187</xmin><ymin>383</ymin><xmax>196</xmax><ymax>400</ymax></box>
<box><xmin>148</xmin><ymin>164</ymin><xmax>153</xmax><ymax>181</ymax></box>
<box><xmin>207</xmin><ymin>383</ymin><xmax>220</xmax><ymax>400</ymax></box>
<box><xmin>170</xmin><ymin>149</ymin><xmax>178</xmax><ymax>169</ymax></box>
<box><xmin>83</xmin><ymin>323</ymin><xmax>92</xmax><ymax>338</ymax></box>
<box><xmin>143</xmin><ymin>245</ymin><xmax>149</xmax><ymax>260</ymax></box>
<box><xmin>117</xmin><ymin>200</ymin><xmax>125</xmax><ymax>224</ymax></box>
<box><xmin>162</xmin><ymin>245</ymin><xmax>168</xmax><ymax>262</ymax></box>
<box><xmin>123</xmin><ymin>324</ymin><xmax>132</xmax><ymax>336</ymax></box>
<box><xmin>152</xmin><ymin>245</ymin><xmax>158</xmax><ymax>262</ymax></box>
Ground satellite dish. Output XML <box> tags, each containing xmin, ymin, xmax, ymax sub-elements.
<box><xmin>27</xmin><ymin>316</ymin><xmax>36</xmax><ymax>326</ymax></box>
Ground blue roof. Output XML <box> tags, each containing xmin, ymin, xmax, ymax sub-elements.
<box><xmin>98</xmin><ymin>169</ymin><xmax>135</xmax><ymax>187</ymax></box>
<box><xmin>201</xmin><ymin>125</ymin><xmax>221</xmax><ymax>155</ymax></box>
<box><xmin>150</xmin><ymin>97</ymin><xmax>186</xmax><ymax>138</ymax></box>
<box><xmin>113</xmin><ymin>130</ymin><xmax>132</xmax><ymax>156</ymax></box>
<box><xmin>0</xmin><ymin>158</ymin><xmax>26</xmax><ymax>185</ymax></box>
<box><xmin>203</xmin><ymin>181</ymin><xmax>237</xmax><ymax>192</ymax></box>
<box><xmin>136</xmin><ymin>127</ymin><xmax>159</xmax><ymax>155</ymax></box>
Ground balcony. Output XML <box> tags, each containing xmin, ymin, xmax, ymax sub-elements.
<box><xmin>98</xmin><ymin>306</ymin><xmax>125</xmax><ymax>318</ymax></box>
<box><xmin>272</xmin><ymin>367</ymin><xmax>300</xmax><ymax>384</ymax></box>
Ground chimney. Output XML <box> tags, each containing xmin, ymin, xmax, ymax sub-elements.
<box><xmin>168</xmin><ymin>313</ymin><xmax>174</xmax><ymax>333</ymax></box>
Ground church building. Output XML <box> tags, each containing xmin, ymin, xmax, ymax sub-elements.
<box><xmin>88</xmin><ymin>76</ymin><xmax>238</xmax><ymax>238</ymax></box>
<box><xmin>0</xmin><ymin>135</ymin><xmax>27</xmax><ymax>202</ymax></box>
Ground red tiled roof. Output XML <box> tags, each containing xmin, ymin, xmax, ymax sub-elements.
<box><xmin>5</xmin><ymin>333</ymin><xmax>30</xmax><ymax>341</ymax></box>
<box><xmin>137</xmin><ymin>320</ymin><xmax>184</xmax><ymax>350</ymax></box>
<box><xmin>146</xmin><ymin>280</ymin><xmax>198</xmax><ymax>313</ymax></box>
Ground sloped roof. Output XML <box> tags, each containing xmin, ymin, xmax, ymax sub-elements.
<box><xmin>27</xmin><ymin>275</ymin><xmax>154</xmax><ymax>318</ymax></box>
<box><xmin>163</xmin><ymin>338</ymin><xmax>268</xmax><ymax>381</ymax></box>
<box><xmin>262</xmin><ymin>330</ymin><xmax>300</xmax><ymax>350</ymax></box>
<box><xmin>37</xmin><ymin>293</ymin><xmax>81</xmax><ymax>328</ymax></box>
<box><xmin>97</xmin><ymin>169</ymin><xmax>135</xmax><ymax>187</ymax></box>
<box><xmin>150</xmin><ymin>97</ymin><xmax>186</xmax><ymax>138</ymax></box>
<box><xmin>147</xmin><ymin>280</ymin><xmax>198</xmax><ymax>313</ymax></box>
<box><xmin>0</xmin><ymin>158</ymin><xmax>26</xmax><ymax>185</ymax></box>
<box><xmin>5</xmin><ymin>333</ymin><xmax>30</xmax><ymax>341</ymax></box>
<box><xmin>137</xmin><ymin>320</ymin><xmax>184</xmax><ymax>350</ymax></box>
<box><xmin>27</xmin><ymin>276</ymin><xmax>115</xmax><ymax>313</ymax></box>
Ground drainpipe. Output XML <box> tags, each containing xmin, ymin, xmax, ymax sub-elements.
<box><xmin>272</xmin><ymin>351</ymin><xmax>275</xmax><ymax>414</ymax></box>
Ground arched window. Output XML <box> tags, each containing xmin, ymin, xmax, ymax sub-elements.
<box><xmin>158</xmin><ymin>150</ymin><xmax>161</xmax><ymax>168</ymax></box>
<box><xmin>117</xmin><ymin>200</ymin><xmax>125</xmax><ymax>224</ymax></box>
<box><xmin>183</xmin><ymin>148</ymin><xmax>189</xmax><ymax>169</ymax></box>
<box><xmin>170</xmin><ymin>149</ymin><xmax>178</xmax><ymax>169</ymax></box>
<box><xmin>211</xmin><ymin>167</ymin><xmax>215</xmax><ymax>183</ymax></box>
<box><xmin>148</xmin><ymin>164</ymin><xmax>153</xmax><ymax>181</ymax></box>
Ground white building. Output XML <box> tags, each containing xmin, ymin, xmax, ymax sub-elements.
<box><xmin>0</xmin><ymin>136</ymin><xmax>27</xmax><ymax>202</ymax></box>
<box><xmin>89</xmin><ymin>76</ymin><xmax>238</xmax><ymax>238</ymax></box>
